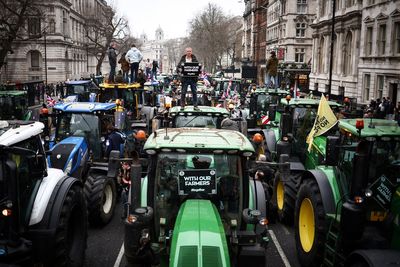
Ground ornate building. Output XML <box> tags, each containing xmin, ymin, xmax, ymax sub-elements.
<box><xmin>358</xmin><ymin>0</ymin><xmax>400</xmax><ymax>104</ymax></box>
<box><xmin>3</xmin><ymin>0</ymin><xmax>111</xmax><ymax>84</ymax></box>
<box><xmin>140</xmin><ymin>27</ymin><xmax>167</xmax><ymax>73</ymax></box>
<box><xmin>309</xmin><ymin>0</ymin><xmax>363</xmax><ymax>100</ymax></box>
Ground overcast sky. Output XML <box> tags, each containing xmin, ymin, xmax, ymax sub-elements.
<box><xmin>109</xmin><ymin>0</ymin><xmax>245</xmax><ymax>39</ymax></box>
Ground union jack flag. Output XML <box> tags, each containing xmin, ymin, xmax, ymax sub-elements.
<box><xmin>46</xmin><ymin>95</ymin><xmax>56</xmax><ymax>107</ymax></box>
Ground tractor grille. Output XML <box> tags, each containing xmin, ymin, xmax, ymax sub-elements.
<box><xmin>178</xmin><ymin>246</ymin><xmax>198</xmax><ymax>267</ymax></box>
<box><xmin>202</xmin><ymin>246</ymin><xmax>223</xmax><ymax>267</ymax></box>
<box><xmin>50</xmin><ymin>144</ymin><xmax>75</xmax><ymax>170</ymax></box>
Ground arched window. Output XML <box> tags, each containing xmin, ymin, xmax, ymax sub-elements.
<box><xmin>343</xmin><ymin>32</ymin><xmax>353</xmax><ymax>75</ymax></box>
<box><xmin>30</xmin><ymin>50</ymin><xmax>41</xmax><ymax>70</ymax></box>
<box><xmin>318</xmin><ymin>37</ymin><xmax>325</xmax><ymax>73</ymax></box>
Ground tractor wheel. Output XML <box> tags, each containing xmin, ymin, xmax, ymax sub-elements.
<box><xmin>272</xmin><ymin>172</ymin><xmax>300</xmax><ymax>225</ymax></box>
<box><xmin>84</xmin><ymin>173</ymin><xmax>116</xmax><ymax>226</ymax></box>
<box><xmin>294</xmin><ymin>179</ymin><xmax>327</xmax><ymax>267</ymax></box>
<box><xmin>50</xmin><ymin>184</ymin><xmax>87</xmax><ymax>267</ymax></box>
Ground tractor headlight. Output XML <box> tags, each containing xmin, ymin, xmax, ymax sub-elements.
<box><xmin>127</xmin><ymin>214</ymin><xmax>138</xmax><ymax>223</ymax></box>
<box><xmin>64</xmin><ymin>159</ymin><xmax>73</xmax><ymax>175</ymax></box>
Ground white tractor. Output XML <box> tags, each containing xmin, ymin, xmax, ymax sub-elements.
<box><xmin>0</xmin><ymin>120</ymin><xmax>87</xmax><ymax>266</ymax></box>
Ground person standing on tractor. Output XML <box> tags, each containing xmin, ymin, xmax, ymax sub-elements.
<box><xmin>125</xmin><ymin>44</ymin><xmax>143</xmax><ymax>83</ymax></box>
<box><xmin>118</xmin><ymin>52</ymin><xmax>130</xmax><ymax>83</ymax></box>
<box><xmin>177</xmin><ymin>47</ymin><xmax>200</xmax><ymax>110</ymax></box>
<box><xmin>108</xmin><ymin>42</ymin><xmax>117</xmax><ymax>83</ymax></box>
<box><xmin>152</xmin><ymin>60</ymin><xmax>159</xmax><ymax>81</ymax></box>
<box><xmin>265</xmin><ymin>51</ymin><xmax>279</xmax><ymax>89</ymax></box>
<box><xmin>145</xmin><ymin>59</ymin><xmax>152</xmax><ymax>80</ymax></box>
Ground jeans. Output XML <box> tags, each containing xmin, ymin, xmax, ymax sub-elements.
<box><xmin>152</xmin><ymin>70</ymin><xmax>157</xmax><ymax>80</ymax></box>
<box><xmin>181</xmin><ymin>78</ymin><xmax>198</xmax><ymax>107</ymax></box>
<box><xmin>265</xmin><ymin>73</ymin><xmax>278</xmax><ymax>89</ymax></box>
<box><xmin>130</xmin><ymin>62</ymin><xmax>139</xmax><ymax>83</ymax></box>
<box><xmin>122</xmin><ymin>71</ymin><xmax>129</xmax><ymax>83</ymax></box>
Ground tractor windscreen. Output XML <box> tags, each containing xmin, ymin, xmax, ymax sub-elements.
<box><xmin>175</xmin><ymin>115</ymin><xmax>218</xmax><ymax>128</ymax></box>
<box><xmin>67</xmin><ymin>85</ymin><xmax>85</xmax><ymax>95</ymax></box>
<box><xmin>56</xmin><ymin>113</ymin><xmax>101</xmax><ymax>157</ymax></box>
<box><xmin>0</xmin><ymin>137</ymin><xmax>43</xmax><ymax>231</ymax></box>
<box><xmin>154</xmin><ymin>152</ymin><xmax>243</xmax><ymax>232</ymax></box>
<box><xmin>339</xmin><ymin>135</ymin><xmax>400</xmax><ymax>185</ymax></box>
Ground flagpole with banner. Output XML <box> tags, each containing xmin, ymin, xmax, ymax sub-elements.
<box><xmin>306</xmin><ymin>94</ymin><xmax>338</xmax><ymax>152</ymax></box>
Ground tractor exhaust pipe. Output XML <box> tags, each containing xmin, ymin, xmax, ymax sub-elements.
<box><xmin>341</xmin><ymin>141</ymin><xmax>369</xmax><ymax>243</ymax></box>
<box><xmin>130</xmin><ymin>163</ymin><xmax>142</xmax><ymax>211</ymax></box>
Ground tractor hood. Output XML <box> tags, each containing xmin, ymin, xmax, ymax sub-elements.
<box><xmin>48</xmin><ymin>136</ymin><xmax>86</xmax><ymax>171</ymax></box>
<box><xmin>170</xmin><ymin>199</ymin><xmax>230</xmax><ymax>267</ymax></box>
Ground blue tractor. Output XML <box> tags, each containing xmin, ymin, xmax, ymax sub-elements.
<box><xmin>48</xmin><ymin>102</ymin><xmax>126</xmax><ymax>226</ymax></box>
<box><xmin>64</xmin><ymin>80</ymin><xmax>99</xmax><ymax>102</ymax></box>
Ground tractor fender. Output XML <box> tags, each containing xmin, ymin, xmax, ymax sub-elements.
<box><xmin>347</xmin><ymin>249</ymin><xmax>400</xmax><ymax>267</ymax></box>
<box><xmin>29</xmin><ymin>168</ymin><xmax>69</xmax><ymax>226</ymax></box>
<box><xmin>88</xmin><ymin>165</ymin><xmax>109</xmax><ymax>175</ymax></box>
<box><xmin>301</xmin><ymin>170</ymin><xmax>335</xmax><ymax>214</ymax></box>
<box><xmin>249</xmin><ymin>179</ymin><xmax>266</xmax><ymax>218</ymax></box>
<box><xmin>262</xmin><ymin>129</ymin><xmax>277</xmax><ymax>153</ymax></box>
<box><xmin>289</xmin><ymin>158</ymin><xmax>305</xmax><ymax>172</ymax></box>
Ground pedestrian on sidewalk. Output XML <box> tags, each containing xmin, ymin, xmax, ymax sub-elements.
<box><xmin>125</xmin><ymin>44</ymin><xmax>143</xmax><ymax>83</ymax></box>
<box><xmin>177</xmin><ymin>47</ymin><xmax>200</xmax><ymax>110</ymax></box>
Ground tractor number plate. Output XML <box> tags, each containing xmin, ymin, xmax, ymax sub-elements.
<box><xmin>178</xmin><ymin>169</ymin><xmax>216</xmax><ymax>195</ymax></box>
<box><xmin>369</xmin><ymin>175</ymin><xmax>395</xmax><ymax>210</ymax></box>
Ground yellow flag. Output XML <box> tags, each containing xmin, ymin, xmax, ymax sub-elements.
<box><xmin>306</xmin><ymin>94</ymin><xmax>338</xmax><ymax>152</ymax></box>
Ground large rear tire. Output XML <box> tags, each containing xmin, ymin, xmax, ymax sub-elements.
<box><xmin>294</xmin><ymin>179</ymin><xmax>327</xmax><ymax>267</ymax></box>
<box><xmin>51</xmin><ymin>184</ymin><xmax>88</xmax><ymax>267</ymax></box>
<box><xmin>84</xmin><ymin>173</ymin><xmax>116</xmax><ymax>226</ymax></box>
<box><xmin>272</xmin><ymin>172</ymin><xmax>300</xmax><ymax>225</ymax></box>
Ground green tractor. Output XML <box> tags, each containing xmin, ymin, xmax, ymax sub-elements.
<box><xmin>271</xmin><ymin>97</ymin><xmax>341</xmax><ymax>224</ymax></box>
<box><xmin>124</xmin><ymin>128</ymin><xmax>272</xmax><ymax>266</ymax></box>
<box><xmin>295</xmin><ymin>118</ymin><xmax>400</xmax><ymax>267</ymax></box>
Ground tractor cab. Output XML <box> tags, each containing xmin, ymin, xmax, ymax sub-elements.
<box><xmin>166</xmin><ymin>105</ymin><xmax>230</xmax><ymax>128</ymax></box>
<box><xmin>52</xmin><ymin>102</ymin><xmax>118</xmax><ymax>160</ymax></box>
<box><xmin>124</xmin><ymin>128</ymin><xmax>269</xmax><ymax>266</ymax></box>
<box><xmin>64</xmin><ymin>80</ymin><xmax>99</xmax><ymax>102</ymax></box>
<box><xmin>0</xmin><ymin>90</ymin><xmax>28</xmax><ymax>120</ymax></box>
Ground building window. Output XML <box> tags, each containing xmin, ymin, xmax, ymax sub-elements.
<box><xmin>320</xmin><ymin>0</ymin><xmax>326</xmax><ymax>16</ymax></box>
<box><xmin>365</xmin><ymin>26</ymin><xmax>373</xmax><ymax>56</ymax></box>
<box><xmin>343</xmin><ymin>32</ymin><xmax>352</xmax><ymax>76</ymax></box>
<box><xmin>377</xmin><ymin>24</ymin><xmax>386</xmax><ymax>55</ymax></box>
<box><xmin>315</xmin><ymin>83</ymin><xmax>318</xmax><ymax>91</ymax></box>
<box><xmin>364</xmin><ymin>74</ymin><xmax>370</xmax><ymax>102</ymax></box>
<box><xmin>297</xmin><ymin>0</ymin><xmax>307</xmax><ymax>14</ymax></box>
<box><xmin>318</xmin><ymin>37</ymin><xmax>325</xmax><ymax>73</ymax></box>
<box><xmin>31</xmin><ymin>51</ymin><xmax>40</xmax><ymax>68</ymax></box>
<box><xmin>296</xmin><ymin>23</ymin><xmax>306</xmax><ymax>37</ymax></box>
<box><xmin>393</xmin><ymin>21</ymin><xmax>400</xmax><ymax>54</ymax></box>
<box><xmin>63</xmin><ymin>11</ymin><xmax>68</xmax><ymax>36</ymax></box>
<box><xmin>345</xmin><ymin>0</ymin><xmax>354</xmax><ymax>8</ymax></box>
<box><xmin>295</xmin><ymin>48</ymin><xmax>305</xmax><ymax>63</ymax></box>
<box><xmin>376</xmin><ymin>75</ymin><xmax>384</xmax><ymax>99</ymax></box>
<box><xmin>368</xmin><ymin>0</ymin><xmax>375</xmax><ymax>5</ymax></box>
<box><xmin>49</xmin><ymin>19</ymin><xmax>55</xmax><ymax>34</ymax></box>
<box><xmin>28</xmin><ymin>17</ymin><xmax>41</xmax><ymax>36</ymax></box>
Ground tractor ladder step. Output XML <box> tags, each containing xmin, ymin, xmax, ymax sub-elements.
<box><xmin>323</xmin><ymin>220</ymin><xmax>345</xmax><ymax>267</ymax></box>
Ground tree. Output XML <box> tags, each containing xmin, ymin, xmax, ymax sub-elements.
<box><xmin>0</xmin><ymin>0</ymin><xmax>43</xmax><ymax>70</ymax></box>
<box><xmin>84</xmin><ymin>5</ymin><xmax>130</xmax><ymax>75</ymax></box>
<box><xmin>187</xmin><ymin>3</ymin><xmax>241</xmax><ymax>73</ymax></box>
<box><xmin>163</xmin><ymin>38</ymin><xmax>187</xmax><ymax>73</ymax></box>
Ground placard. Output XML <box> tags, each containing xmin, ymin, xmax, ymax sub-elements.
<box><xmin>182</xmin><ymin>62</ymin><xmax>201</xmax><ymax>77</ymax></box>
<box><xmin>369</xmin><ymin>175</ymin><xmax>395</xmax><ymax>209</ymax></box>
<box><xmin>178</xmin><ymin>169</ymin><xmax>216</xmax><ymax>195</ymax></box>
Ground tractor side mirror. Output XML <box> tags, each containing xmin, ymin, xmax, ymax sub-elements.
<box><xmin>325</xmin><ymin>136</ymin><xmax>339</xmax><ymax>166</ymax></box>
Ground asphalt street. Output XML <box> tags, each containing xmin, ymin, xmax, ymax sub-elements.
<box><xmin>84</xmin><ymin>199</ymin><xmax>301</xmax><ymax>267</ymax></box>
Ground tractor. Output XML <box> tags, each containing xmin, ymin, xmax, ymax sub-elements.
<box><xmin>294</xmin><ymin>118</ymin><xmax>400</xmax><ymax>267</ymax></box>
<box><xmin>64</xmin><ymin>80</ymin><xmax>99</xmax><ymax>102</ymax></box>
<box><xmin>0</xmin><ymin>120</ymin><xmax>87</xmax><ymax>266</ymax></box>
<box><xmin>123</xmin><ymin>128</ymin><xmax>274</xmax><ymax>266</ymax></box>
<box><xmin>270</xmin><ymin>97</ymin><xmax>341</xmax><ymax>224</ymax></box>
<box><xmin>48</xmin><ymin>102</ymin><xmax>126</xmax><ymax>226</ymax></box>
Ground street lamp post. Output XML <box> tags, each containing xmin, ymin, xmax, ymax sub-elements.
<box><xmin>328</xmin><ymin>0</ymin><xmax>336</xmax><ymax>96</ymax></box>
<box><xmin>44</xmin><ymin>30</ymin><xmax>47</xmax><ymax>85</ymax></box>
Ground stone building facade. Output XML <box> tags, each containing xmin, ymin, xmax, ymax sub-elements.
<box><xmin>358</xmin><ymin>0</ymin><xmax>400</xmax><ymax>104</ymax></box>
<box><xmin>3</xmin><ymin>0</ymin><xmax>111</xmax><ymax>84</ymax></box>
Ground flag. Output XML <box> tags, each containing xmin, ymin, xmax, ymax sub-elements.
<box><xmin>46</xmin><ymin>95</ymin><xmax>56</xmax><ymax>107</ymax></box>
<box><xmin>261</xmin><ymin>113</ymin><xmax>270</xmax><ymax>125</ymax></box>
<box><xmin>306</xmin><ymin>94</ymin><xmax>338</xmax><ymax>152</ymax></box>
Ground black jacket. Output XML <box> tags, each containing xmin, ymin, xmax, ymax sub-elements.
<box><xmin>176</xmin><ymin>54</ymin><xmax>198</xmax><ymax>74</ymax></box>
<box><xmin>105</xmin><ymin>130</ymin><xmax>124</xmax><ymax>157</ymax></box>
<box><xmin>108</xmin><ymin>47</ymin><xmax>117</xmax><ymax>67</ymax></box>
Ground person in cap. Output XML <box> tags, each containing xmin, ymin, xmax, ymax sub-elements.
<box><xmin>265</xmin><ymin>51</ymin><xmax>279</xmax><ymax>89</ymax></box>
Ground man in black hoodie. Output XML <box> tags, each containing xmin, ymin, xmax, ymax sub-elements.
<box><xmin>108</xmin><ymin>42</ymin><xmax>117</xmax><ymax>83</ymax></box>
<box><xmin>177</xmin><ymin>47</ymin><xmax>200</xmax><ymax>110</ymax></box>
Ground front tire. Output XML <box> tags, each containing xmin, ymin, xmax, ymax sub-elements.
<box><xmin>84</xmin><ymin>173</ymin><xmax>116</xmax><ymax>226</ymax></box>
<box><xmin>272</xmin><ymin>172</ymin><xmax>300</xmax><ymax>225</ymax></box>
<box><xmin>294</xmin><ymin>179</ymin><xmax>327</xmax><ymax>267</ymax></box>
<box><xmin>51</xmin><ymin>184</ymin><xmax>88</xmax><ymax>267</ymax></box>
